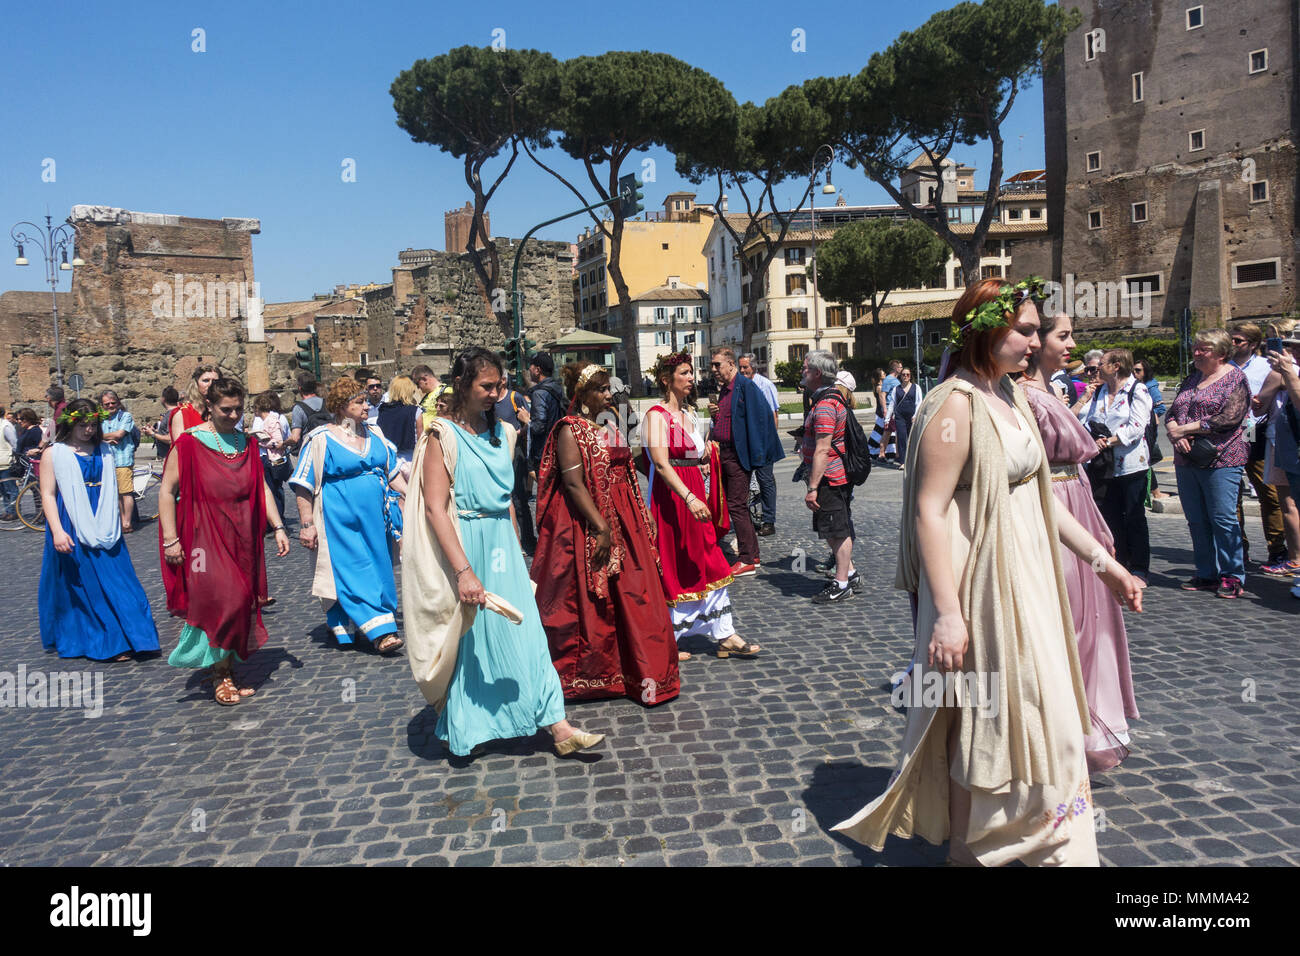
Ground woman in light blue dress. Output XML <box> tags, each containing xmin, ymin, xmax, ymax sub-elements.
<box><xmin>403</xmin><ymin>348</ymin><xmax>605</xmax><ymax>758</ymax></box>
<box><xmin>292</xmin><ymin>377</ymin><xmax>407</xmax><ymax>654</ymax></box>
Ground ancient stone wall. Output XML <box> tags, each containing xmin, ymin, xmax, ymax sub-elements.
<box><xmin>0</xmin><ymin>206</ymin><xmax>261</xmax><ymax>421</ymax></box>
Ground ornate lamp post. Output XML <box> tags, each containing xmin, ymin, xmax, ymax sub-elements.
<box><xmin>808</xmin><ymin>144</ymin><xmax>836</xmax><ymax>351</ymax></box>
<box><xmin>11</xmin><ymin>213</ymin><xmax>83</xmax><ymax>387</ymax></box>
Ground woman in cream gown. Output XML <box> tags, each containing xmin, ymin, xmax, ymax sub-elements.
<box><xmin>833</xmin><ymin>279</ymin><xmax>1143</xmax><ymax>866</ymax></box>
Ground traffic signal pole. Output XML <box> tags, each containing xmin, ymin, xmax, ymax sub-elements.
<box><xmin>508</xmin><ymin>179</ymin><xmax>642</xmax><ymax>385</ymax></box>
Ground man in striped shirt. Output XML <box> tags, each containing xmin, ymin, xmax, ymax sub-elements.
<box><xmin>801</xmin><ymin>350</ymin><xmax>858</xmax><ymax>602</ymax></box>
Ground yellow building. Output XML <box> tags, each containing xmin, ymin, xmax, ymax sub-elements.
<box><xmin>575</xmin><ymin>192</ymin><xmax>716</xmax><ymax>358</ymax></box>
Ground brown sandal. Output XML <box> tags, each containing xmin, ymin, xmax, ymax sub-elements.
<box><xmin>213</xmin><ymin>675</ymin><xmax>241</xmax><ymax>706</ymax></box>
<box><xmin>375</xmin><ymin>635</ymin><xmax>404</xmax><ymax>655</ymax></box>
<box><xmin>716</xmin><ymin>637</ymin><xmax>761</xmax><ymax>659</ymax></box>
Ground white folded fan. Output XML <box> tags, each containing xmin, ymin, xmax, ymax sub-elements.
<box><xmin>482</xmin><ymin>591</ymin><xmax>523</xmax><ymax>624</ymax></box>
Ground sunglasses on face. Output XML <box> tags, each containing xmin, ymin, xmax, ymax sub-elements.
<box><xmin>1230</xmin><ymin>337</ymin><xmax>1248</xmax><ymax>345</ymax></box>
<box><xmin>1084</xmin><ymin>367</ymin><xmax>1099</xmax><ymax>375</ymax></box>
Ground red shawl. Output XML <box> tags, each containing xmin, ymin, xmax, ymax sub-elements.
<box><xmin>159</xmin><ymin>431</ymin><xmax>269</xmax><ymax>658</ymax></box>
<box><xmin>535</xmin><ymin>416</ymin><xmax>628</xmax><ymax>600</ymax></box>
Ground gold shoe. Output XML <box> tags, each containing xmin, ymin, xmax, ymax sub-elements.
<box><xmin>554</xmin><ymin>730</ymin><xmax>605</xmax><ymax>756</ymax></box>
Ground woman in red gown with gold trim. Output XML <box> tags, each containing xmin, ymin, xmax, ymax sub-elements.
<box><xmin>532</xmin><ymin>364</ymin><xmax>680</xmax><ymax>705</ymax></box>
<box><xmin>642</xmin><ymin>354</ymin><xmax>760</xmax><ymax>660</ymax></box>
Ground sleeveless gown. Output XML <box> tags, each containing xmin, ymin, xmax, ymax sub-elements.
<box><xmin>435</xmin><ymin>422</ymin><xmax>566</xmax><ymax>756</ymax></box>
<box><xmin>39</xmin><ymin>452</ymin><xmax>160</xmax><ymax>659</ymax></box>
<box><xmin>835</xmin><ymin>395</ymin><xmax>1098</xmax><ymax>866</ymax></box>
<box><xmin>1022</xmin><ymin>385</ymin><xmax>1139</xmax><ymax>771</ymax></box>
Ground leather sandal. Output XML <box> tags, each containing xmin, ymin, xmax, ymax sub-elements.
<box><xmin>375</xmin><ymin>635</ymin><xmax>404</xmax><ymax>655</ymax></box>
<box><xmin>716</xmin><ymin>637</ymin><xmax>761</xmax><ymax>659</ymax></box>
<box><xmin>213</xmin><ymin>675</ymin><xmax>241</xmax><ymax>706</ymax></box>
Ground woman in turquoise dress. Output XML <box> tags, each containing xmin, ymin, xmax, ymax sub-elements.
<box><xmin>38</xmin><ymin>399</ymin><xmax>160</xmax><ymax>661</ymax></box>
<box><xmin>291</xmin><ymin>377</ymin><xmax>406</xmax><ymax>654</ymax></box>
<box><xmin>159</xmin><ymin>378</ymin><xmax>291</xmax><ymax>705</ymax></box>
<box><xmin>402</xmin><ymin>347</ymin><xmax>605</xmax><ymax>758</ymax></box>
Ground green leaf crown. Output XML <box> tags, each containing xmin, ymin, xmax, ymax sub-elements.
<box><xmin>947</xmin><ymin>276</ymin><xmax>1049</xmax><ymax>350</ymax></box>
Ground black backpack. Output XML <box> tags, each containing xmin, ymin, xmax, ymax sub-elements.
<box><xmin>811</xmin><ymin>388</ymin><xmax>872</xmax><ymax>486</ymax></box>
<box><xmin>294</xmin><ymin>400</ymin><xmax>333</xmax><ymax>438</ymax></box>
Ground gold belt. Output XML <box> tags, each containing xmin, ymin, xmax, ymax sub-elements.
<box><xmin>954</xmin><ymin>471</ymin><xmax>1036</xmax><ymax>493</ymax></box>
<box><xmin>1050</xmin><ymin>463</ymin><xmax>1079</xmax><ymax>483</ymax></box>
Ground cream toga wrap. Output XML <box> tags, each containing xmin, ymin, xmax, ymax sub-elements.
<box><xmin>401</xmin><ymin>418</ymin><xmax>521</xmax><ymax>711</ymax></box>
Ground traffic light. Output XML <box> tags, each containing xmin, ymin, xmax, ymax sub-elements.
<box><xmin>617</xmin><ymin>173</ymin><xmax>644</xmax><ymax>219</ymax></box>
<box><xmin>294</xmin><ymin>332</ymin><xmax>320</xmax><ymax>378</ymax></box>
<box><xmin>503</xmin><ymin>337</ymin><xmax>521</xmax><ymax>376</ymax></box>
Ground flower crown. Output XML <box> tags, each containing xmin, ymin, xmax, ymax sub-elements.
<box><xmin>947</xmin><ymin>276</ymin><xmax>1048</xmax><ymax>350</ymax></box>
<box><xmin>57</xmin><ymin>407</ymin><xmax>108</xmax><ymax>426</ymax></box>
<box><xmin>651</xmin><ymin>352</ymin><xmax>692</xmax><ymax>382</ymax></box>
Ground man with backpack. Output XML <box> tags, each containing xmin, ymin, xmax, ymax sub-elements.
<box><xmin>289</xmin><ymin>373</ymin><xmax>331</xmax><ymax>451</ymax></box>
<box><xmin>801</xmin><ymin>350</ymin><xmax>870</xmax><ymax>603</ymax></box>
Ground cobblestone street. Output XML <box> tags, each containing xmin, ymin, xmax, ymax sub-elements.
<box><xmin>1</xmin><ymin>455</ymin><xmax>1298</xmax><ymax>867</ymax></box>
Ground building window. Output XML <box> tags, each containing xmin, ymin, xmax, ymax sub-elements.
<box><xmin>1007</xmin><ymin>207</ymin><xmax>1023</xmax><ymax>221</ymax></box>
<box><xmin>891</xmin><ymin>334</ymin><xmax>908</xmax><ymax>350</ymax></box>
<box><xmin>826</xmin><ymin>306</ymin><xmax>847</xmax><ymax>327</ymax></box>
<box><xmin>787</xmin><ymin>309</ymin><xmax>809</xmax><ymax>330</ymax></box>
<box><xmin>1232</xmin><ymin>259</ymin><xmax>1281</xmax><ymax>287</ymax></box>
<box><xmin>789</xmin><ymin>344</ymin><xmax>809</xmax><ymax>363</ymax></box>
<box><xmin>1085</xmin><ymin>30</ymin><xmax>1099</xmax><ymax>61</ymax></box>
<box><xmin>1132</xmin><ymin>72</ymin><xmax>1143</xmax><ymax>103</ymax></box>
<box><xmin>785</xmin><ymin>247</ymin><xmax>806</xmax><ymax>264</ymax></box>
<box><xmin>1088</xmin><ymin>209</ymin><xmax>1103</xmax><ymax>230</ymax></box>
<box><xmin>1123</xmin><ymin>273</ymin><xmax>1162</xmax><ymax>297</ymax></box>
<box><xmin>653</xmin><ymin>307</ymin><xmax>667</xmax><ymax>324</ymax></box>
<box><xmin>832</xmin><ymin>342</ymin><xmax>850</xmax><ymax>361</ymax></box>
<box><xmin>1249</xmin><ymin>49</ymin><xmax>1268</xmax><ymax>74</ymax></box>
<box><xmin>694</xmin><ymin>305</ymin><xmax>705</xmax><ymax>320</ymax></box>
<box><xmin>1086</xmin><ymin>151</ymin><xmax>1101</xmax><ymax>172</ymax></box>
<box><xmin>981</xmin><ymin>264</ymin><xmax>1004</xmax><ymax>280</ymax></box>
<box><xmin>581</xmin><ymin>273</ymin><xmax>587</xmax><ymax>288</ymax></box>
<box><xmin>928</xmin><ymin>331</ymin><xmax>944</xmax><ymax>346</ymax></box>
<box><xmin>1131</xmin><ymin>202</ymin><xmax>1148</xmax><ymax>223</ymax></box>
<box><xmin>1029</xmin><ymin>208</ymin><xmax>1043</xmax><ymax>219</ymax></box>
<box><xmin>1251</xmin><ymin>181</ymin><xmax>1269</xmax><ymax>203</ymax></box>
<box><xmin>1186</xmin><ymin>6</ymin><xmax>1202</xmax><ymax>29</ymax></box>
<box><xmin>654</xmin><ymin>331</ymin><xmax>670</xmax><ymax>346</ymax></box>
<box><xmin>1189</xmin><ymin>129</ymin><xmax>1205</xmax><ymax>152</ymax></box>
<box><xmin>785</xmin><ymin>274</ymin><xmax>807</xmax><ymax>295</ymax></box>
<box><xmin>673</xmin><ymin>307</ymin><xmax>687</xmax><ymax>323</ymax></box>
<box><xmin>359</xmin><ymin>352</ymin><xmax>369</xmax><ymax>365</ymax></box>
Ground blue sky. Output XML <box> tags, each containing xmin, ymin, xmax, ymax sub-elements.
<box><xmin>2</xmin><ymin>0</ymin><xmax>1049</xmax><ymax>303</ymax></box>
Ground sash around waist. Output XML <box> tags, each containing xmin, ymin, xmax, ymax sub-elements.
<box><xmin>457</xmin><ymin>508</ymin><xmax>510</xmax><ymax>519</ymax></box>
<box><xmin>666</xmin><ymin>458</ymin><xmax>703</xmax><ymax>468</ymax></box>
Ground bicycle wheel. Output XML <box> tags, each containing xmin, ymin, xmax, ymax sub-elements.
<box><xmin>136</xmin><ymin>469</ymin><xmax>162</xmax><ymax>521</ymax></box>
<box><xmin>0</xmin><ymin>488</ymin><xmax>20</xmax><ymax>530</ymax></box>
<box><xmin>17</xmin><ymin>483</ymin><xmax>46</xmax><ymax>532</ymax></box>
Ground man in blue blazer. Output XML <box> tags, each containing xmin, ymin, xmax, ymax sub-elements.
<box><xmin>708</xmin><ymin>347</ymin><xmax>786</xmax><ymax>575</ymax></box>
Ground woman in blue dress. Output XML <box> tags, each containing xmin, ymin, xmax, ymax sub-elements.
<box><xmin>292</xmin><ymin>377</ymin><xmax>407</xmax><ymax>654</ymax></box>
<box><xmin>38</xmin><ymin>399</ymin><xmax>160</xmax><ymax>661</ymax></box>
<box><xmin>402</xmin><ymin>347</ymin><xmax>605</xmax><ymax>758</ymax></box>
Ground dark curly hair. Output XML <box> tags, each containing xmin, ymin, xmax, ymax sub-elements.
<box><xmin>653</xmin><ymin>352</ymin><xmax>693</xmax><ymax>396</ymax></box>
<box><xmin>447</xmin><ymin>347</ymin><xmax>503</xmax><ymax>447</ymax></box>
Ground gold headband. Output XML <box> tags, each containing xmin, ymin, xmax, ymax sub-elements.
<box><xmin>576</xmin><ymin>364</ymin><xmax>602</xmax><ymax>389</ymax></box>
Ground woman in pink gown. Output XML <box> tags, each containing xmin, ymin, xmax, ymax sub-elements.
<box><xmin>1019</xmin><ymin>311</ymin><xmax>1139</xmax><ymax>771</ymax></box>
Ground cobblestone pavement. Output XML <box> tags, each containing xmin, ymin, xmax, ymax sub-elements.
<box><xmin>1</xmin><ymin>453</ymin><xmax>1298</xmax><ymax>867</ymax></box>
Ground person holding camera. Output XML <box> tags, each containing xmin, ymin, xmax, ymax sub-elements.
<box><xmin>1077</xmin><ymin>349</ymin><xmax>1152</xmax><ymax>586</ymax></box>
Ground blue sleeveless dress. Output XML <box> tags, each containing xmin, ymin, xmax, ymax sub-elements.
<box><xmin>436</xmin><ymin>422</ymin><xmax>565</xmax><ymax>755</ymax></box>
<box><xmin>39</xmin><ymin>452</ymin><xmax>160</xmax><ymax>659</ymax></box>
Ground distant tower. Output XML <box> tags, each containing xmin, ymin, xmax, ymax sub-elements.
<box><xmin>445</xmin><ymin>201</ymin><xmax>489</xmax><ymax>253</ymax></box>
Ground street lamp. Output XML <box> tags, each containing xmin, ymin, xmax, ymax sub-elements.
<box><xmin>11</xmin><ymin>213</ymin><xmax>83</xmax><ymax>386</ymax></box>
<box><xmin>808</xmin><ymin>144</ymin><xmax>836</xmax><ymax>352</ymax></box>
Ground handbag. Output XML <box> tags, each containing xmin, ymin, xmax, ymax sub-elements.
<box><xmin>1084</xmin><ymin>419</ymin><xmax>1114</xmax><ymax>494</ymax></box>
<box><xmin>1185</xmin><ymin>435</ymin><xmax>1220</xmax><ymax>469</ymax></box>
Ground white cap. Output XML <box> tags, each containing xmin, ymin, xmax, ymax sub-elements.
<box><xmin>608</xmin><ymin>375</ymin><xmax>626</xmax><ymax>392</ymax></box>
<box><xmin>835</xmin><ymin>370</ymin><xmax>856</xmax><ymax>391</ymax></box>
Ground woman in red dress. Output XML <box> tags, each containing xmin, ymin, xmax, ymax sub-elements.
<box><xmin>158</xmin><ymin>377</ymin><xmax>291</xmax><ymax>704</ymax></box>
<box><xmin>532</xmin><ymin>363</ymin><xmax>680</xmax><ymax>705</ymax></box>
<box><xmin>168</xmin><ymin>364</ymin><xmax>219</xmax><ymax>443</ymax></box>
<box><xmin>642</xmin><ymin>353</ymin><xmax>760</xmax><ymax>660</ymax></box>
